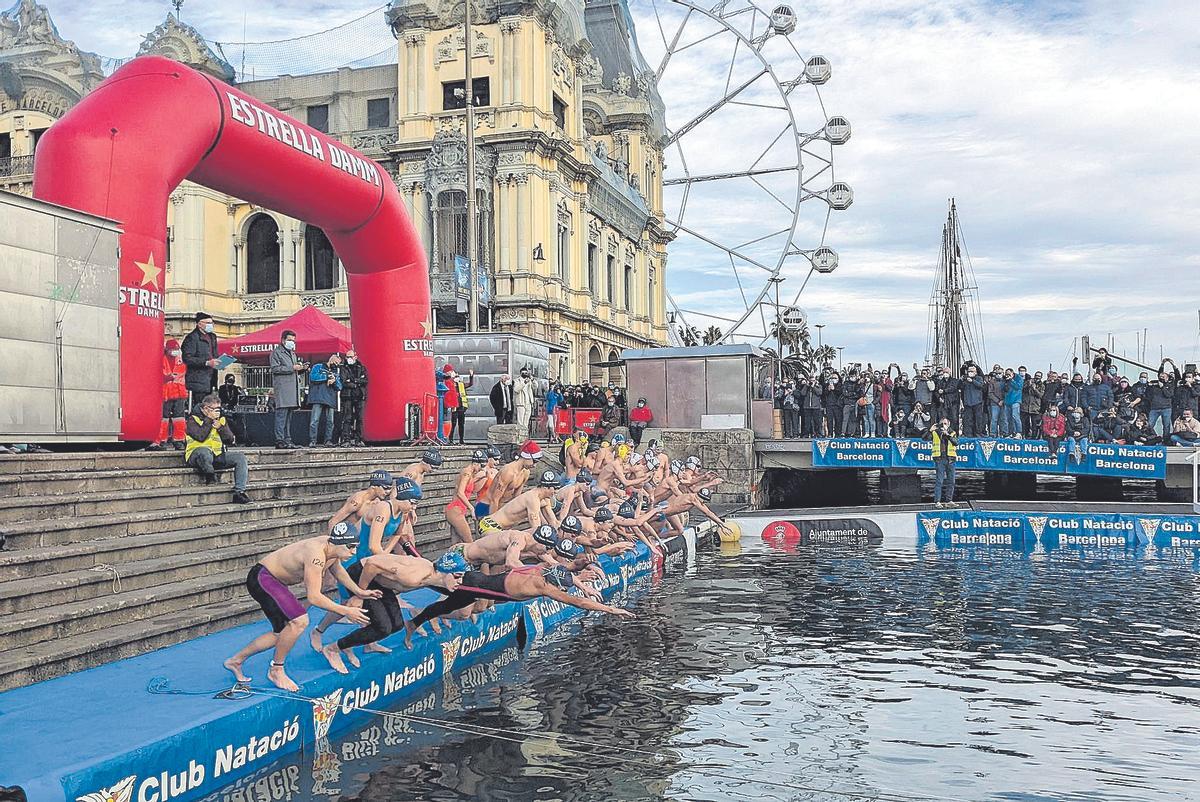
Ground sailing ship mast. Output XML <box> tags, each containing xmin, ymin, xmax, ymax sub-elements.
<box><xmin>927</xmin><ymin>199</ymin><xmax>985</xmax><ymax>369</ymax></box>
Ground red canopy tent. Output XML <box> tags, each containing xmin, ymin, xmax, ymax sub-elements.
<box><xmin>219</xmin><ymin>305</ymin><xmax>353</xmax><ymax>365</ymax></box>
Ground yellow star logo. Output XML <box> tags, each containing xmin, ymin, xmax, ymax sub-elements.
<box><xmin>420</xmin><ymin>317</ymin><xmax>432</xmax><ymax>336</ymax></box>
<box><xmin>134</xmin><ymin>253</ymin><xmax>162</xmax><ymax>289</ymax></box>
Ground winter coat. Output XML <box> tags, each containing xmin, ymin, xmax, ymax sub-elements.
<box><xmin>1063</xmin><ymin>381</ymin><xmax>1086</xmax><ymax>411</ymax></box>
<box><xmin>1021</xmin><ymin>379</ymin><xmax>1045</xmax><ymax>414</ymax></box>
<box><xmin>892</xmin><ymin>382</ymin><xmax>915</xmax><ymax>409</ymax></box>
<box><xmin>1041</xmin><ymin>413</ymin><xmax>1066</xmax><ymax>438</ymax></box>
<box><xmin>490</xmin><ymin>381</ymin><xmax>514</xmax><ymax>416</ymax></box>
<box><xmin>802</xmin><ymin>383</ymin><xmax>823</xmax><ymax>410</ymax></box>
<box><xmin>513</xmin><ymin>376</ymin><xmax>535</xmax><ymax>410</ymax></box>
<box><xmin>339</xmin><ymin>361</ymin><xmax>369</xmax><ymax>401</ymax></box>
<box><xmin>1066</xmin><ymin>414</ymin><xmax>1091</xmax><ymax>439</ymax></box>
<box><xmin>912</xmin><ymin>377</ymin><xmax>935</xmax><ymax>406</ymax></box>
<box><xmin>1080</xmin><ymin>381</ymin><xmax>1114</xmax><ymax>413</ymax></box>
<box><xmin>984</xmin><ymin>374</ymin><xmax>1007</xmax><ymax>405</ymax></box>
<box><xmin>935</xmin><ymin>375</ymin><xmax>961</xmax><ymax>407</ymax></box>
<box><xmin>1174</xmin><ymin>381</ymin><xmax>1200</xmax><ymax>415</ymax></box>
<box><xmin>270</xmin><ymin>344</ymin><xmax>302</xmax><ymax>409</ymax></box>
<box><xmin>180</xmin><ymin>328</ymin><xmax>218</xmax><ymax>394</ymax></box>
<box><xmin>962</xmin><ymin>374</ymin><xmax>985</xmax><ymax>407</ymax></box>
<box><xmin>307</xmin><ymin>363</ymin><xmax>342</xmax><ymax>408</ymax></box>
<box><xmin>1004</xmin><ymin>373</ymin><xmax>1025</xmax><ymax>405</ymax></box>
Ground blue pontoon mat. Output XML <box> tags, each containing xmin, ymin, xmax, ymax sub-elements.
<box><xmin>0</xmin><ymin>545</ymin><xmax>657</xmax><ymax>802</ymax></box>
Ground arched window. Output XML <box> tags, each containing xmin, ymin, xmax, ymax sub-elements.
<box><xmin>588</xmin><ymin>345</ymin><xmax>604</xmax><ymax>385</ymax></box>
<box><xmin>245</xmin><ymin>214</ymin><xmax>280</xmax><ymax>294</ymax></box>
<box><xmin>304</xmin><ymin>224</ymin><xmax>337</xmax><ymax>291</ymax></box>
<box><xmin>608</xmin><ymin>349</ymin><xmax>624</xmax><ymax>385</ymax></box>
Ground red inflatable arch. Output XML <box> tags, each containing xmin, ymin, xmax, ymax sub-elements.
<box><xmin>33</xmin><ymin>56</ymin><xmax>432</xmax><ymax>442</ymax></box>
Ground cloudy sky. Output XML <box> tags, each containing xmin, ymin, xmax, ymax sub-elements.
<box><xmin>35</xmin><ymin>0</ymin><xmax>1200</xmax><ymax>373</ymax></box>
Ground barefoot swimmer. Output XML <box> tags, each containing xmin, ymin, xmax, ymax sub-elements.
<box><xmin>318</xmin><ymin>551</ymin><xmax>469</xmax><ymax>674</ymax></box>
<box><xmin>223</xmin><ymin>522</ymin><xmax>382</xmax><ymax>692</ymax></box>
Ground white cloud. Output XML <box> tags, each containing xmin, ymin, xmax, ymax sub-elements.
<box><xmin>40</xmin><ymin>0</ymin><xmax>1200</xmax><ymax>371</ymax></box>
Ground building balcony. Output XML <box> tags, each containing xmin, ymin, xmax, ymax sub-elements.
<box><xmin>0</xmin><ymin>155</ymin><xmax>34</xmax><ymax>179</ymax></box>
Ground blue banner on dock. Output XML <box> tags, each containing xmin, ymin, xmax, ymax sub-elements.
<box><xmin>813</xmin><ymin>438</ymin><xmax>1166</xmax><ymax>479</ymax></box>
<box><xmin>918</xmin><ymin>510</ymin><xmax>1198</xmax><ymax>552</ymax></box>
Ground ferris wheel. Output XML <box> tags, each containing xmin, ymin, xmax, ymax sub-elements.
<box><xmin>628</xmin><ymin>0</ymin><xmax>851</xmax><ymax>344</ymax></box>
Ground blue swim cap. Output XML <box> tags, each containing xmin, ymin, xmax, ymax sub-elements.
<box><xmin>435</xmin><ymin>551</ymin><xmax>469</xmax><ymax>574</ymax></box>
<box><xmin>422</xmin><ymin>448</ymin><xmax>444</xmax><ymax>467</ymax></box>
<box><xmin>576</xmin><ymin>469</ymin><xmax>594</xmax><ymax>484</ymax></box>
<box><xmin>553</xmin><ymin>538</ymin><xmax>583</xmax><ymax>559</ymax></box>
<box><xmin>618</xmin><ymin>502</ymin><xmax>636</xmax><ymax>519</ymax></box>
<box><xmin>533</xmin><ymin>524</ymin><xmax>558</xmax><ymax>547</ymax></box>
<box><xmin>611</xmin><ymin>433</ymin><xmax>626</xmax><ymax>444</ymax></box>
<box><xmin>394</xmin><ymin>477</ymin><xmax>422</xmax><ymax>501</ymax></box>
<box><xmin>369</xmin><ymin>469</ymin><xmax>393</xmax><ymax>487</ymax></box>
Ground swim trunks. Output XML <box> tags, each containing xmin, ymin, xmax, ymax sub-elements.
<box><xmin>478</xmin><ymin>515</ymin><xmax>501</xmax><ymax>534</ymax></box>
<box><xmin>474</xmin><ymin>501</ymin><xmax>490</xmax><ymax>518</ymax></box>
<box><xmin>246</xmin><ymin>563</ymin><xmax>306</xmax><ymax>633</ymax></box>
<box><xmin>446</xmin><ymin>541</ymin><xmax>482</xmax><ymax>570</ymax></box>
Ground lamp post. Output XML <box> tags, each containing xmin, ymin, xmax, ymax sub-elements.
<box><xmin>814</xmin><ymin>323</ymin><xmax>824</xmax><ymax>349</ymax></box>
<box><xmin>464</xmin><ymin>0</ymin><xmax>478</xmax><ymax>332</ymax></box>
<box><xmin>836</xmin><ymin>346</ymin><xmax>845</xmax><ymax>371</ymax></box>
<box><xmin>769</xmin><ymin>275</ymin><xmax>784</xmax><ymax>386</ymax></box>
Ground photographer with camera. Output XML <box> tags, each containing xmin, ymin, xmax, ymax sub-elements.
<box><xmin>185</xmin><ymin>394</ymin><xmax>250</xmax><ymax>504</ymax></box>
<box><xmin>923</xmin><ymin>416</ymin><xmax>958</xmax><ymax>508</ymax></box>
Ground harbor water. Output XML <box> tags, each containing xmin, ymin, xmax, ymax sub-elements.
<box><xmin>264</xmin><ymin>516</ymin><xmax>1200</xmax><ymax>801</ymax></box>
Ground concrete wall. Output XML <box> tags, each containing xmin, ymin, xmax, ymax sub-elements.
<box><xmin>659</xmin><ymin>427</ymin><xmax>759</xmax><ymax>507</ymax></box>
<box><xmin>0</xmin><ymin>193</ymin><xmax>121</xmax><ymax>441</ymax></box>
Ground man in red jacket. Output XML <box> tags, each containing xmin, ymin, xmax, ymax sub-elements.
<box><xmin>150</xmin><ymin>338</ymin><xmax>189</xmax><ymax>451</ymax></box>
<box><xmin>1041</xmin><ymin>406</ymin><xmax>1066</xmax><ymax>458</ymax></box>
<box><xmin>629</xmin><ymin>398</ymin><xmax>654</xmax><ymax>448</ymax></box>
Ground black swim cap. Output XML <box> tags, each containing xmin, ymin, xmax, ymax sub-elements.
<box><xmin>471</xmin><ymin>448</ymin><xmax>488</xmax><ymax>463</ymax></box>
<box><xmin>533</xmin><ymin>524</ymin><xmax>558</xmax><ymax>547</ymax></box>
<box><xmin>618</xmin><ymin>502</ymin><xmax>636</xmax><ymax>519</ymax></box>
<box><xmin>561</xmin><ymin>515</ymin><xmax>582</xmax><ymax>535</ymax></box>
<box><xmin>554</xmin><ymin>538</ymin><xmax>582</xmax><ymax>559</ymax></box>
<box><xmin>576</xmin><ymin>469</ymin><xmax>594</xmax><ymax>484</ymax></box>
<box><xmin>538</xmin><ymin>470</ymin><xmax>560</xmax><ymax>488</ymax></box>
<box><xmin>594</xmin><ymin>507</ymin><xmax>614</xmax><ymax>523</ymax></box>
<box><xmin>422</xmin><ymin>449</ymin><xmax>444</xmax><ymax>467</ymax></box>
<box><xmin>486</xmin><ymin>445</ymin><xmax>502</xmax><ymax>459</ymax></box>
<box><xmin>329</xmin><ymin>521</ymin><xmax>357</xmax><ymax>546</ymax></box>
<box><xmin>698</xmin><ymin>488</ymin><xmax>713</xmax><ymax>502</ymax></box>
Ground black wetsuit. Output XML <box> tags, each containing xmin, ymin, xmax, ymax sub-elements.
<box><xmin>335</xmin><ymin>562</ymin><xmax>406</xmax><ymax>651</ymax></box>
<box><xmin>408</xmin><ymin>570</ymin><xmax>516</xmax><ymax>630</ymax></box>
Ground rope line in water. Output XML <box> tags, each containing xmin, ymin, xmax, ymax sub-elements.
<box><xmin>243</xmin><ymin>685</ymin><xmax>960</xmax><ymax>802</ymax></box>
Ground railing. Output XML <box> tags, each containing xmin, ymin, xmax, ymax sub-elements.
<box><xmin>0</xmin><ymin>155</ymin><xmax>34</xmax><ymax>178</ymax></box>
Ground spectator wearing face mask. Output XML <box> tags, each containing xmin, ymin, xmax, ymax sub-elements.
<box><xmin>546</xmin><ymin>383</ymin><xmax>564</xmax><ymax>443</ymax></box>
<box><xmin>911</xmin><ymin>365</ymin><xmax>936</xmax><ymax>412</ymax></box>
<box><xmin>598</xmin><ymin>395</ymin><xmax>622</xmax><ymax>437</ymax></box>
<box><xmin>1081</xmin><ymin>372</ymin><xmax>1114</xmax><ymax>422</ymax></box>
<box><xmin>1021</xmin><ymin>371</ymin><xmax>1045</xmax><ymax>438</ymax></box>
<box><xmin>908</xmin><ymin>403</ymin><xmax>931</xmax><ymax>437</ymax></box>
<box><xmin>513</xmin><ymin>368</ymin><xmax>536</xmax><ymax>436</ymax></box>
<box><xmin>984</xmin><ymin>365</ymin><xmax>1008</xmax><ymax>437</ymax></box>
<box><xmin>443</xmin><ymin>367</ymin><xmax>475</xmax><ymax>445</ymax></box>
<box><xmin>490</xmin><ymin>374</ymin><xmax>514</xmax><ymax>424</ymax></box>
<box><xmin>307</xmin><ymin>353</ymin><xmax>342</xmax><ymax>448</ymax></box>
<box><xmin>338</xmin><ymin>349</ymin><xmax>368</xmax><ymax>447</ymax></box>
<box><xmin>1113</xmin><ymin>378</ymin><xmax>1139</xmax><ymax>424</ymax></box>
<box><xmin>1145</xmin><ymin>364</ymin><xmax>1177</xmax><ymax>437</ymax></box>
<box><xmin>823</xmin><ymin>373</ymin><xmax>842</xmax><ymax>436</ymax></box>
<box><xmin>1043</xmin><ymin>373</ymin><xmax>1066</xmax><ymax>415</ymax></box>
<box><xmin>933</xmin><ymin>367</ymin><xmax>961</xmax><ymax>428</ymax></box>
<box><xmin>151</xmin><ymin>338</ymin><xmax>189</xmax><ymax>451</ymax></box>
<box><xmin>1041</xmin><ymin>405</ymin><xmax>1066</xmax><ymax>457</ymax></box>
<box><xmin>1091</xmin><ymin>348</ymin><xmax>1113</xmax><ymax>375</ymax></box>
<box><xmin>1064</xmin><ymin>407</ymin><xmax>1091</xmax><ymax>463</ymax></box>
<box><xmin>270</xmin><ymin>329</ymin><xmax>306</xmax><ymax>449</ymax></box>
<box><xmin>1171</xmin><ymin>410</ymin><xmax>1200</xmax><ymax>447</ymax></box>
<box><xmin>839</xmin><ymin>373</ymin><xmax>864</xmax><ymax>436</ymax></box>
<box><xmin>1174</xmin><ymin>370</ymin><xmax>1199</xmax><ymax>422</ymax></box>
<box><xmin>1063</xmin><ymin>373</ymin><xmax>1086</xmax><ymax>415</ymax></box>
<box><xmin>801</xmin><ymin>376</ymin><xmax>824</xmax><ymax>437</ymax></box>
<box><xmin>778</xmin><ymin>380</ymin><xmax>800</xmax><ymax>438</ymax></box>
<box><xmin>1132</xmin><ymin>371</ymin><xmax>1152</xmax><ymax>406</ymax></box>
<box><xmin>218</xmin><ymin>373</ymin><xmax>242</xmax><ymax>410</ymax></box>
<box><xmin>890</xmin><ymin>407</ymin><xmax>911</xmax><ymax>438</ymax></box>
<box><xmin>1092</xmin><ymin>406</ymin><xmax>1124</xmax><ymax>444</ymax></box>
<box><xmin>181</xmin><ymin>311</ymin><xmax>220</xmax><ymax>411</ymax></box>
<box><xmin>1006</xmin><ymin>368</ymin><xmax>1026</xmax><ymax>438</ymax></box>
<box><xmin>629</xmin><ymin>397</ymin><xmax>653</xmax><ymax>447</ymax></box>
<box><xmin>1126</xmin><ymin>415</ymin><xmax>1161</xmax><ymax>446</ymax></box>
<box><xmin>891</xmin><ymin>371</ymin><xmax>915</xmax><ymax>419</ymax></box>
<box><xmin>960</xmin><ymin>364</ymin><xmax>986</xmax><ymax>437</ymax></box>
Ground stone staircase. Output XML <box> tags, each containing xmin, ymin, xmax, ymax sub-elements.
<box><xmin>0</xmin><ymin>445</ymin><xmax>482</xmax><ymax>691</ymax></box>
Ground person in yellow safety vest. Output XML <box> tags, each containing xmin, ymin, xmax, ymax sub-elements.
<box><xmin>923</xmin><ymin>417</ymin><xmax>958</xmax><ymax>508</ymax></box>
<box><xmin>186</xmin><ymin>393</ymin><xmax>252</xmax><ymax>504</ymax></box>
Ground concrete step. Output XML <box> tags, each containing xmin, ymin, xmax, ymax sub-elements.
<box><xmin>0</xmin><ymin>596</ymin><xmax>262</xmax><ymax>692</ymax></box>
<box><xmin>0</xmin><ymin>456</ymin><xmax>446</xmax><ymax>497</ymax></box>
<box><xmin>1</xmin><ymin>482</ymin><xmax>460</xmax><ymax>550</ymax></box>
<box><xmin>0</xmin><ymin>472</ymin><xmax>462</xmax><ymax>524</ymax></box>
<box><xmin>0</xmin><ymin>445</ymin><xmax>481</xmax><ymax>476</ymax></box>
<box><xmin>0</xmin><ymin>494</ymin><xmax>458</xmax><ymax>583</ymax></box>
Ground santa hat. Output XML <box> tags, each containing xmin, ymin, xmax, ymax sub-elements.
<box><xmin>164</xmin><ymin>338</ymin><xmax>180</xmax><ymax>351</ymax></box>
<box><xmin>519</xmin><ymin>440</ymin><xmax>543</xmax><ymax>460</ymax></box>
<box><xmin>442</xmin><ymin>364</ymin><xmax>455</xmax><ymax>374</ymax></box>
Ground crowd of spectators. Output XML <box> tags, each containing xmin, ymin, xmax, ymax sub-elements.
<box><xmin>774</xmin><ymin>348</ymin><xmax>1200</xmax><ymax>448</ymax></box>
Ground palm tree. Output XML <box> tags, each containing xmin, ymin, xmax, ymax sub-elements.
<box><xmin>702</xmin><ymin>325</ymin><xmax>723</xmax><ymax>345</ymax></box>
<box><xmin>677</xmin><ymin>324</ymin><xmax>701</xmax><ymax>346</ymax></box>
<box><xmin>767</xmin><ymin>321</ymin><xmax>837</xmax><ymax>378</ymax></box>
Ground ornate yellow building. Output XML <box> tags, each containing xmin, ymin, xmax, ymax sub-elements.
<box><xmin>0</xmin><ymin>0</ymin><xmax>671</xmax><ymax>385</ymax></box>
